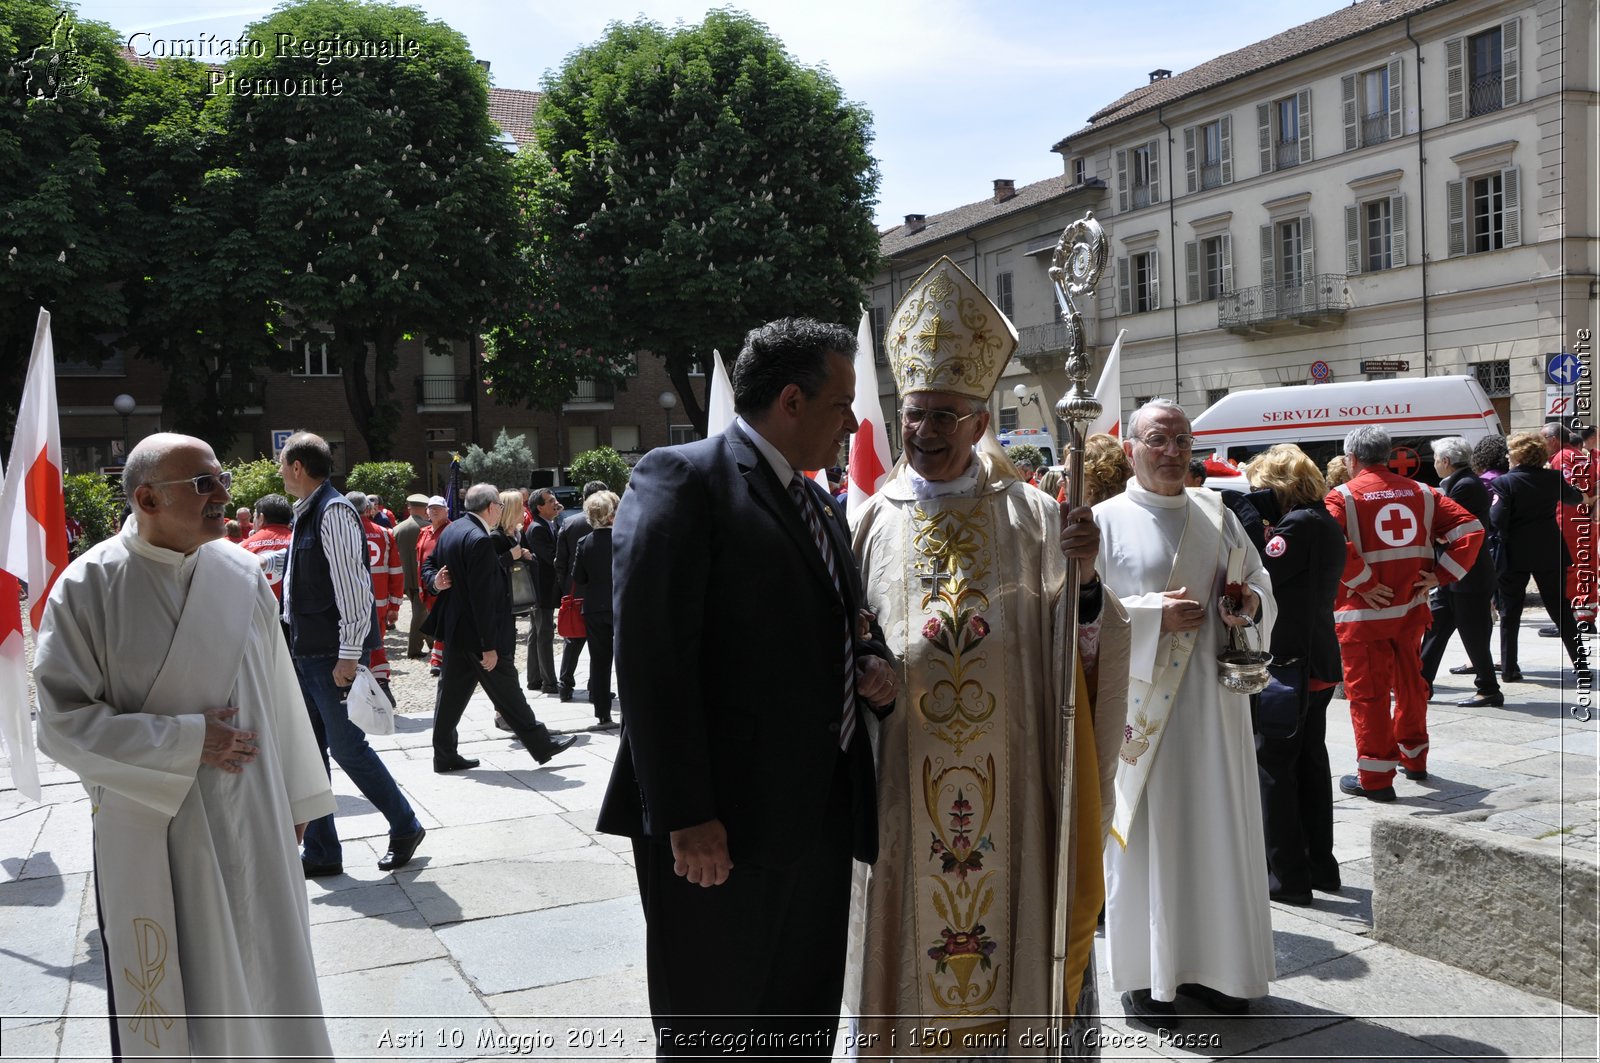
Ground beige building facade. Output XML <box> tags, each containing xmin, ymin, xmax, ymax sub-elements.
<box><xmin>874</xmin><ymin>0</ymin><xmax>1597</xmax><ymax>442</ymax></box>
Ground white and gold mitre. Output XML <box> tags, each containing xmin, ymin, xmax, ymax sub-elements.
<box><xmin>885</xmin><ymin>256</ymin><xmax>1017</xmax><ymax>402</ymax></box>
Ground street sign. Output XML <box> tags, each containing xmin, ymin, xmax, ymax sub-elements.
<box><xmin>1310</xmin><ymin>359</ymin><xmax>1331</xmax><ymax>383</ymax></box>
<box><xmin>1547</xmin><ymin>386</ymin><xmax>1574</xmax><ymax>418</ymax></box>
<box><xmin>1360</xmin><ymin>359</ymin><xmax>1410</xmax><ymax>374</ymax></box>
<box><xmin>1547</xmin><ymin>352</ymin><xmax>1583</xmax><ymax>386</ymax></box>
<box><xmin>271</xmin><ymin>429</ymin><xmax>294</xmax><ymax>458</ymax></box>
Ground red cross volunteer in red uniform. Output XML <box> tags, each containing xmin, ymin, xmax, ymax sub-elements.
<box><xmin>1326</xmin><ymin>426</ymin><xmax>1483</xmax><ymax>801</ymax></box>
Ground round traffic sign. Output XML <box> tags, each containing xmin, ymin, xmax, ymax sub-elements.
<box><xmin>1310</xmin><ymin>360</ymin><xmax>1330</xmax><ymax>381</ymax></box>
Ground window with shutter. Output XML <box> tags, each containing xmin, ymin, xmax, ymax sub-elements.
<box><xmin>1390</xmin><ymin>193</ymin><xmax>1407</xmax><ymax>265</ymax></box>
<box><xmin>1145</xmin><ymin>139</ymin><xmax>1161</xmax><ymax>205</ymax></box>
<box><xmin>1184</xmin><ymin>127</ymin><xmax>1198</xmax><ymax>193</ymax></box>
<box><xmin>1341</xmin><ymin>75</ymin><xmax>1359</xmax><ymax>151</ymax></box>
<box><xmin>1219</xmin><ymin>116</ymin><xmax>1233</xmax><ymax>184</ymax></box>
<box><xmin>1186</xmin><ymin>240</ymin><xmax>1200</xmax><ymax>303</ymax></box>
<box><xmin>1117</xmin><ymin>256</ymin><xmax>1131</xmax><ymax>313</ymax></box>
<box><xmin>1501</xmin><ymin>18</ymin><xmax>1520</xmax><ymax>106</ymax></box>
<box><xmin>1467</xmin><ymin>27</ymin><xmax>1504</xmax><ymax>117</ymax></box>
<box><xmin>1446</xmin><ymin>178</ymin><xmax>1467</xmax><ymax>256</ymax></box>
<box><xmin>1445</xmin><ymin>37</ymin><xmax>1466</xmax><ymax>122</ymax></box>
<box><xmin>1386</xmin><ymin>57</ymin><xmax>1405</xmax><ymax>139</ymax></box>
<box><xmin>1116</xmin><ymin>149</ymin><xmax>1129</xmax><ymax>212</ymax></box>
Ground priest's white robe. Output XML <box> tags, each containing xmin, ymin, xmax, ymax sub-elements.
<box><xmin>1094</xmin><ymin>483</ymin><xmax>1277</xmax><ymax>1004</ymax></box>
<box><xmin>35</xmin><ymin>523</ymin><xmax>336</xmax><ymax>1060</ymax></box>
<box><xmin>846</xmin><ymin>457</ymin><xmax>1131</xmax><ymax>1053</ymax></box>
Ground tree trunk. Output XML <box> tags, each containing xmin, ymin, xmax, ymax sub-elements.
<box><xmin>669</xmin><ymin>363</ymin><xmax>707</xmax><ymax>439</ymax></box>
<box><xmin>340</xmin><ymin>331</ymin><xmax>377</xmax><ymax>461</ymax></box>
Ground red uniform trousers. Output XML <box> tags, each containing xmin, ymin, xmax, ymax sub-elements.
<box><xmin>1340</xmin><ymin>618</ymin><xmax>1431</xmax><ymax>790</ymax></box>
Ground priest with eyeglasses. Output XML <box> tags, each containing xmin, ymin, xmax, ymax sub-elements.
<box><xmin>34</xmin><ymin>433</ymin><xmax>335</xmax><ymax>1060</ymax></box>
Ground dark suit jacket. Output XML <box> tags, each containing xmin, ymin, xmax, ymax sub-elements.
<box><xmin>596</xmin><ymin>422</ymin><xmax>890</xmax><ymax>866</ymax></box>
<box><xmin>555</xmin><ymin>512</ymin><xmax>592</xmax><ymax>597</ymax></box>
<box><xmin>1257</xmin><ymin>500</ymin><xmax>1346</xmax><ymax>683</ymax></box>
<box><xmin>419</xmin><ymin>513</ymin><xmax>516</xmax><ymax>656</ymax></box>
<box><xmin>1437</xmin><ymin>468</ymin><xmax>1495</xmax><ymax>595</ymax></box>
<box><xmin>520</xmin><ymin>516</ymin><xmax>559</xmax><ymax>607</ymax></box>
<box><xmin>573</xmin><ymin>526</ymin><xmax>612</xmax><ymax>621</ymax></box>
<box><xmin>1491</xmin><ymin>465</ymin><xmax>1582</xmax><ymax>574</ymax></box>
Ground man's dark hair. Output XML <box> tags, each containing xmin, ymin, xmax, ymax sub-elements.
<box><xmin>582</xmin><ymin>480</ymin><xmax>608</xmax><ymax>500</ymax></box>
<box><xmin>254</xmin><ymin>493</ymin><xmax>293</xmax><ymax>525</ymax></box>
<box><xmin>532</xmin><ymin>487</ymin><xmax>555</xmax><ymax>507</ymax></box>
<box><xmin>1187</xmin><ymin>459</ymin><xmax>1207</xmax><ymax>480</ymax></box>
<box><xmin>281</xmin><ymin>432</ymin><xmax>332</xmax><ymax>480</ymax></box>
<box><xmin>731</xmin><ymin>317</ymin><xmax>855</xmax><ymax>417</ymax></box>
<box><xmin>1470</xmin><ymin>434</ymin><xmax>1510</xmax><ymax>475</ymax></box>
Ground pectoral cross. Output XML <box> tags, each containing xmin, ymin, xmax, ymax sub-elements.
<box><xmin>917</xmin><ymin>564</ymin><xmax>956</xmax><ymax>601</ymax></box>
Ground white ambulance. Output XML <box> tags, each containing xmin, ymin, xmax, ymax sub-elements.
<box><xmin>1190</xmin><ymin>376</ymin><xmax>1503</xmax><ymax>487</ymax></box>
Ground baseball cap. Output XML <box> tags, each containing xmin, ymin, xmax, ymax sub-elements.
<box><xmin>427</xmin><ymin>495</ymin><xmax>447</xmax><ymax>508</ymax></box>
<box><xmin>405</xmin><ymin>493</ymin><xmax>430</xmax><ymax>505</ymax></box>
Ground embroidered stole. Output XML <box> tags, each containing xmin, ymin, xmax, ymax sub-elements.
<box><xmin>900</xmin><ymin>496</ymin><xmax>1015</xmax><ymax>1044</ymax></box>
<box><xmin>94</xmin><ymin>543</ymin><xmax>257</xmax><ymax>1056</ymax></box>
<box><xmin>1108</xmin><ymin>490</ymin><xmax>1226</xmax><ymax>848</ymax></box>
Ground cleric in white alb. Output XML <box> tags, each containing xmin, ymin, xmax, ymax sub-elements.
<box><xmin>34</xmin><ymin>433</ymin><xmax>335</xmax><ymax>1060</ymax></box>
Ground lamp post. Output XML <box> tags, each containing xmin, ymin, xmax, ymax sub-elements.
<box><xmin>1012</xmin><ymin>382</ymin><xmax>1040</xmax><ymax>417</ymax></box>
<box><xmin>657</xmin><ymin>391</ymin><xmax>678</xmax><ymax>447</ymax></box>
<box><xmin>112</xmin><ymin>393</ymin><xmax>136</xmax><ymax>461</ymax></box>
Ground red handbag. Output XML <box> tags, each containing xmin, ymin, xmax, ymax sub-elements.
<box><xmin>557</xmin><ymin>594</ymin><xmax>587</xmax><ymax>638</ymax></box>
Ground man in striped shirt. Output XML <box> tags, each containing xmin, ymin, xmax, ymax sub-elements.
<box><xmin>280</xmin><ymin>432</ymin><xmax>425</xmax><ymax>878</ymax></box>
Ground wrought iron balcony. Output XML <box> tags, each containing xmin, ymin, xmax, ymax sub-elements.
<box><xmin>1361</xmin><ymin>112</ymin><xmax>1390</xmax><ymax>147</ymax></box>
<box><xmin>1469</xmin><ymin>72</ymin><xmax>1503</xmax><ymax>117</ymax></box>
<box><xmin>1131</xmin><ymin>183</ymin><xmax>1153</xmax><ymax>210</ymax></box>
<box><xmin>1218</xmin><ymin>274</ymin><xmax>1349</xmax><ymax>333</ymax></box>
<box><xmin>1200</xmin><ymin>162</ymin><xmax>1223</xmax><ymax>190</ymax></box>
<box><xmin>1275</xmin><ymin>139</ymin><xmax>1301</xmax><ymax>169</ymax></box>
<box><xmin>416</xmin><ymin>374</ymin><xmax>472</xmax><ymax>405</ymax></box>
<box><xmin>564</xmin><ymin>378</ymin><xmax>616</xmax><ymax>406</ymax></box>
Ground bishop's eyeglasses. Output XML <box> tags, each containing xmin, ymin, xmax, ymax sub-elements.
<box><xmin>902</xmin><ymin>407</ymin><xmax>979</xmax><ymax>435</ymax></box>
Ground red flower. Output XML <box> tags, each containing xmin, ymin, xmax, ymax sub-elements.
<box><xmin>922</xmin><ymin>617</ymin><xmax>944</xmax><ymax>641</ymax></box>
<box><xmin>968</xmin><ymin>615</ymin><xmax>990</xmax><ymax>638</ymax></box>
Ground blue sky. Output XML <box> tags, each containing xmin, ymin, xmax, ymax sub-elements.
<box><xmin>75</xmin><ymin>0</ymin><xmax>1345</xmax><ymax>226</ymax></box>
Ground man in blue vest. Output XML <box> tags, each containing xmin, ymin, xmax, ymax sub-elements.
<box><xmin>279</xmin><ymin>432</ymin><xmax>425</xmax><ymax>877</ymax></box>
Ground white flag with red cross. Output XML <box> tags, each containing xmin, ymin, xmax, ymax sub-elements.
<box><xmin>847</xmin><ymin>310</ymin><xmax>892</xmax><ymax>514</ymax></box>
<box><xmin>0</xmin><ymin>309</ymin><xmax>67</xmax><ymax>801</ymax></box>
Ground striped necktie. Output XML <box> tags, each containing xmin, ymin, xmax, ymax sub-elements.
<box><xmin>788</xmin><ymin>476</ymin><xmax>857</xmax><ymax>752</ymax></box>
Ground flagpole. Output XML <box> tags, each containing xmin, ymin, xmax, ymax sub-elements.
<box><xmin>1046</xmin><ymin>213</ymin><xmax>1108</xmax><ymax>1052</ymax></box>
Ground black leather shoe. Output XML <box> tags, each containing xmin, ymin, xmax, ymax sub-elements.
<box><xmin>559</xmin><ymin>688</ymin><xmax>574</xmax><ymax>703</ymax></box>
<box><xmin>378</xmin><ymin>828</ymin><xmax>426</xmax><ymax>871</ymax></box>
<box><xmin>1179</xmin><ymin>982</ymin><xmax>1250</xmax><ymax>1014</ymax></box>
<box><xmin>1339</xmin><ymin>773</ymin><xmax>1396</xmax><ymax>802</ymax></box>
<box><xmin>1402</xmin><ymin>767</ymin><xmax>1428</xmax><ymax>781</ymax></box>
<box><xmin>1457</xmin><ymin>693</ymin><xmax>1504</xmax><ymax>708</ymax></box>
<box><xmin>533</xmin><ymin>734</ymin><xmax>578</xmax><ymax>765</ymax></box>
<box><xmin>433</xmin><ymin>756</ymin><xmax>480</xmax><ymax>773</ymax></box>
<box><xmin>1311</xmin><ymin>877</ymin><xmax>1342</xmax><ymax>893</ymax></box>
<box><xmin>1501</xmin><ymin>667</ymin><xmax>1523</xmax><ymax>682</ymax></box>
<box><xmin>541</xmin><ymin>685</ymin><xmax>561</xmax><ymax>696</ymax></box>
<box><xmin>1448</xmin><ymin>663</ymin><xmax>1478</xmax><ymax>675</ymax></box>
<box><xmin>1539</xmin><ymin>625</ymin><xmax>1560</xmax><ymax>638</ymax></box>
<box><xmin>1121</xmin><ymin>989</ymin><xmax>1179</xmax><ymax>1030</ymax></box>
<box><xmin>302</xmin><ymin>858</ymin><xmax>343</xmax><ymax>879</ymax></box>
<box><xmin>494</xmin><ymin>715</ymin><xmax>513</xmax><ymax>732</ymax></box>
<box><xmin>1270</xmin><ymin>890</ymin><xmax>1314</xmax><ymax>907</ymax></box>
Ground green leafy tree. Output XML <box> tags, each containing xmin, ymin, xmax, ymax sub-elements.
<box><xmin>346</xmin><ymin>461</ymin><xmax>415</xmax><ymax>504</ymax></box>
<box><xmin>224</xmin><ymin>457</ymin><xmax>285</xmax><ymax>512</ymax></box>
<box><xmin>458</xmin><ymin>428</ymin><xmax>534</xmax><ymax>489</ymax></box>
<box><xmin>569</xmin><ymin>448</ymin><xmax>630</xmax><ymax>499</ymax></box>
<box><xmin>63</xmin><ymin>471</ymin><xmax>118</xmax><ymax>555</ymax></box>
<box><xmin>489</xmin><ymin>11</ymin><xmax>881</xmax><ymax>435</ymax></box>
<box><xmin>226</xmin><ymin>0</ymin><xmax>520</xmax><ymax>459</ymax></box>
<box><xmin>567</xmin><ymin>446</ymin><xmax>630</xmax><ymax>495</ymax></box>
<box><xmin>114</xmin><ymin>57</ymin><xmax>287</xmax><ymax>450</ymax></box>
<box><xmin>0</xmin><ymin>1</ymin><xmax>141</xmax><ymax>428</ymax></box>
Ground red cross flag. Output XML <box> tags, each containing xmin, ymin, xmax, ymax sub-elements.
<box><xmin>0</xmin><ymin>308</ymin><xmax>66</xmax><ymax>800</ymax></box>
<box><xmin>847</xmin><ymin>310</ymin><xmax>892</xmax><ymax>515</ymax></box>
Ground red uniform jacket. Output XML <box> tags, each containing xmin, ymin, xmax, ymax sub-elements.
<box><xmin>241</xmin><ymin>523</ymin><xmax>293</xmax><ymax>602</ymax></box>
<box><xmin>361</xmin><ymin>518</ymin><xmax>405</xmax><ymax>624</ymax></box>
<box><xmin>1326</xmin><ymin>466</ymin><xmax>1483</xmax><ymax>641</ymax></box>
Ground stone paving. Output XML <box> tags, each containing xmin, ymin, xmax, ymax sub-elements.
<box><xmin>1</xmin><ymin>606</ymin><xmax>1596</xmax><ymax>1061</ymax></box>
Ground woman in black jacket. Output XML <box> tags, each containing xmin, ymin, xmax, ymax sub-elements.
<box><xmin>1420</xmin><ymin>437</ymin><xmax>1501</xmax><ymax>706</ymax></box>
<box><xmin>1245</xmin><ymin>444</ymin><xmax>1347</xmax><ymax>905</ymax></box>
<box><xmin>572</xmin><ymin>490</ymin><xmax>618</xmax><ymax>727</ymax></box>
<box><xmin>1493</xmin><ymin>433</ymin><xmax>1590</xmax><ymax>681</ymax></box>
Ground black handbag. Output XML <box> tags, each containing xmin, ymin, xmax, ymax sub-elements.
<box><xmin>508</xmin><ymin>559</ymin><xmax>537</xmax><ymax>614</ymax></box>
<box><xmin>1254</xmin><ymin>657</ymin><xmax>1309</xmax><ymax>739</ymax></box>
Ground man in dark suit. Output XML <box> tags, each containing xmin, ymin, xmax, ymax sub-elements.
<box><xmin>421</xmin><ymin>483</ymin><xmax>576</xmax><ymax>773</ymax></box>
<box><xmin>1420</xmin><ymin>437</ymin><xmax>1503</xmax><ymax>706</ymax></box>
<box><xmin>597</xmin><ymin>318</ymin><xmax>899</xmax><ymax>1057</ymax></box>
<box><xmin>553</xmin><ymin>480</ymin><xmax>608</xmax><ymax>702</ymax></box>
<box><xmin>521</xmin><ymin>487</ymin><xmax>562</xmax><ymax>693</ymax></box>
